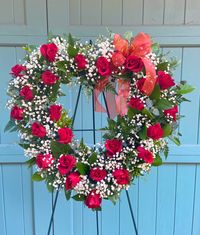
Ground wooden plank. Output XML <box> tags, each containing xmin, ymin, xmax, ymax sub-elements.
<box><xmin>0</xmin><ymin>165</ymin><xmax>6</xmax><ymax>235</ymax></box>
<box><xmin>81</xmin><ymin>0</ymin><xmax>101</xmax><ymax>25</ymax></box>
<box><xmin>102</xmin><ymin>0</ymin><xmax>122</xmax><ymax>25</ymax></box>
<box><xmin>13</xmin><ymin>0</ymin><xmax>26</xmax><ymax>24</ymax></box>
<box><xmin>123</xmin><ymin>0</ymin><xmax>143</xmax><ymax>25</ymax></box>
<box><xmin>185</xmin><ymin>0</ymin><xmax>200</xmax><ymax>24</ymax></box>
<box><xmin>83</xmin><ymin>206</ymin><xmax>97</xmax><ymax>235</ymax></box>
<box><xmin>0</xmin><ymin>0</ymin><xmax>14</xmax><ymax>24</ymax></box>
<box><xmin>174</xmin><ymin>164</ymin><xmax>196</xmax><ymax>234</ymax></box>
<box><xmin>156</xmin><ymin>165</ymin><xmax>176</xmax><ymax>235</ymax></box>
<box><xmin>69</xmin><ymin>0</ymin><xmax>81</xmax><ymax>25</ymax></box>
<box><xmin>143</xmin><ymin>0</ymin><xmax>164</xmax><ymax>25</ymax></box>
<box><xmin>164</xmin><ymin>0</ymin><xmax>185</xmax><ymax>25</ymax></box>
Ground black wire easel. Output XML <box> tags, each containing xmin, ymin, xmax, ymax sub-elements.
<box><xmin>47</xmin><ymin>85</ymin><xmax>139</xmax><ymax>235</ymax></box>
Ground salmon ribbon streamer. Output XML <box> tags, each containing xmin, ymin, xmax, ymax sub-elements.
<box><xmin>94</xmin><ymin>32</ymin><xmax>157</xmax><ymax>118</ymax></box>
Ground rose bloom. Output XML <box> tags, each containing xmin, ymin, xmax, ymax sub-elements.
<box><xmin>136</xmin><ymin>78</ymin><xmax>146</xmax><ymax>93</ymax></box>
<box><xmin>58</xmin><ymin>155</ymin><xmax>76</xmax><ymax>175</ymax></box>
<box><xmin>40</xmin><ymin>43</ymin><xmax>58</xmax><ymax>62</ymax></box>
<box><xmin>74</xmin><ymin>54</ymin><xmax>87</xmax><ymax>69</ymax></box>
<box><xmin>105</xmin><ymin>139</ymin><xmax>122</xmax><ymax>157</ymax></box>
<box><xmin>57</xmin><ymin>127</ymin><xmax>73</xmax><ymax>144</ymax></box>
<box><xmin>111</xmin><ymin>52</ymin><xmax>126</xmax><ymax>67</ymax></box>
<box><xmin>10</xmin><ymin>64</ymin><xmax>26</xmax><ymax>77</ymax></box>
<box><xmin>65</xmin><ymin>172</ymin><xmax>81</xmax><ymax>190</ymax></box>
<box><xmin>147</xmin><ymin>123</ymin><xmax>164</xmax><ymax>140</ymax></box>
<box><xmin>85</xmin><ymin>190</ymin><xmax>102</xmax><ymax>209</ymax></box>
<box><xmin>20</xmin><ymin>86</ymin><xmax>34</xmax><ymax>101</ymax></box>
<box><xmin>42</xmin><ymin>70</ymin><xmax>59</xmax><ymax>85</ymax></box>
<box><xmin>137</xmin><ymin>146</ymin><xmax>154</xmax><ymax>164</ymax></box>
<box><xmin>90</xmin><ymin>168</ymin><xmax>107</xmax><ymax>181</ymax></box>
<box><xmin>125</xmin><ymin>55</ymin><xmax>144</xmax><ymax>72</ymax></box>
<box><xmin>163</xmin><ymin>106</ymin><xmax>178</xmax><ymax>121</ymax></box>
<box><xmin>128</xmin><ymin>97</ymin><xmax>144</xmax><ymax>111</ymax></box>
<box><xmin>10</xmin><ymin>105</ymin><xmax>23</xmax><ymax>120</ymax></box>
<box><xmin>96</xmin><ymin>56</ymin><xmax>111</xmax><ymax>76</ymax></box>
<box><xmin>31</xmin><ymin>122</ymin><xmax>46</xmax><ymax>138</ymax></box>
<box><xmin>49</xmin><ymin>104</ymin><xmax>62</xmax><ymax>121</ymax></box>
<box><xmin>36</xmin><ymin>154</ymin><xmax>54</xmax><ymax>170</ymax></box>
<box><xmin>112</xmin><ymin>169</ymin><xmax>130</xmax><ymax>185</ymax></box>
<box><xmin>157</xmin><ymin>71</ymin><xmax>175</xmax><ymax>90</ymax></box>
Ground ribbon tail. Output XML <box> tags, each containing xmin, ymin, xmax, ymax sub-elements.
<box><xmin>105</xmin><ymin>91</ymin><xmax>117</xmax><ymax>119</ymax></box>
<box><xmin>116</xmin><ymin>80</ymin><xmax>130</xmax><ymax>116</ymax></box>
<box><xmin>141</xmin><ymin>57</ymin><xmax>157</xmax><ymax>96</ymax></box>
<box><xmin>93</xmin><ymin>88</ymin><xmax>107</xmax><ymax>113</ymax></box>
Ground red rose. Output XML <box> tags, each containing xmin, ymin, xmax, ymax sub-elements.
<box><xmin>136</xmin><ymin>78</ymin><xmax>145</xmax><ymax>93</ymax></box>
<box><xmin>49</xmin><ymin>104</ymin><xmax>62</xmax><ymax>121</ymax></box>
<box><xmin>147</xmin><ymin>123</ymin><xmax>164</xmax><ymax>140</ymax></box>
<box><xmin>10</xmin><ymin>64</ymin><xmax>26</xmax><ymax>77</ymax></box>
<box><xmin>10</xmin><ymin>105</ymin><xmax>23</xmax><ymax>120</ymax></box>
<box><xmin>42</xmin><ymin>70</ymin><xmax>59</xmax><ymax>85</ymax></box>
<box><xmin>20</xmin><ymin>86</ymin><xmax>34</xmax><ymax>101</ymax></box>
<box><xmin>112</xmin><ymin>169</ymin><xmax>130</xmax><ymax>185</ymax></box>
<box><xmin>157</xmin><ymin>71</ymin><xmax>175</xmax><ymax>90</ymax></box>
<box><xmin>125</xmin><ymin>55</ymin><xmax>144</xmax><ymax>72</ymax></box>
<box><xmin>85</xmin><ymin>191</ymin><xmax>102</xmax><ymax>209</ymax></box>
<box><xmin>57</xmin><ymin>127</ymin><xmax>73</xmax><ymax>144</ymax></box>
<box><xmin>111</xmin><ymin>52</ymin><xmax>126</xmax><ymax>67</ymax></box>
<box><xmin>58</xmin><ymin>155</ymin><xmax>76</xmax><ymax>175</ymax></box>
<box><xmin>65</xmin><ymin>172</ymin><xmax>81</xmax><ymax>190</ymax></box>
<box><xmin>96</xmin><ymin>56</ymin><xmax>111</xmax><ymax>76</ymax></box>
<box><xmin>36</xmin><ymin>154</ymin><xmax>54</xmax><ymax>169</ymax></box>
<box><xmin>75</xmin><ymin>54</ymin><xmax>87</xmax><ymax>69</ymax></box>
<box><xmin>163</xmin><ymin>106</ymin><xmax>178</xmax><ymax>121</ymax></box>
<box><xmin>128</xmin><ymin>97</ymin><xmax>144</xmax><ymax>110</ymax></box>
<box><xmin>90</xmin><ymin>168</ymin><xmax>107</xmax><ymax>181</ymax></box>
<box><xmin>40</xmin><ymin>43</ymin><xmax>58</xmax><ymax>62</ymax></box>
<box><xmin>137</xmin><ymin>146</ymin><xmax>154</xmax><ymax>164</ymax></box>
<box><xmin>31</xmin><ymin>122</ymin><xmax>46</xmax><ymax>138</ymax></box>
<box><xmin>105</xmin><ymin>139</ymin><xmax>122</xmax><ymax>157</ymax></box>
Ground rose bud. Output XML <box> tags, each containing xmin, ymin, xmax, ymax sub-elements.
<box><xmin>31</xmin><ymin>122</ymin><xmax>46</xmax><ymax>138</ymax></box>
<box><xmin>20</xmin><ymin>86</ymin><xmax>34</xmax><ymax>101</ymax></box>
<box><xmin>10</xmin><ymin>105</ymin><xmax>24</xmax><ymax>120</ymax></box>
<box><xmin>137</xmin><ymin>146</ymin><xmax>154</xmax><ymax>164</ymax></box>
<box><xmin>112</xmin><ymin>169</ymin><xmax>130</xmax><ymax>185</ymax></box>
<box><xmin>163</xmin><ymin>106</ymin><xmax>178</xmax><ymax>121</ymax></box>
<box><xmin>36</xmin><ymin>154</ymin><xmax>54</xmax><ymax>169</ymax></box>
<box><xmin>42</xmin><ymin>70</ymin><xmax>59</xmax><ymax>85</ymax></box>
<box><xmin>57</xmin><ymin>127</ymin><xmax>73</xmax><ymax>144</ymax></box>
<box><xmin>40</xmin><ymin>43</ymin><xmax>58</xmax><ymax>62</ymax></box>
<box><xmin>74</xmin><ymin>54</ymin><xmax>87</xmax><ymax>69</ymax></box>
<box><xmin>157</xmin><ymin>71</ymin><xmax>175</xmax><ymax>90</ymax></box>
<box><xmin>10</xmin><ymin>64</ymin><xmax>26</xmax><ymax>77</ymax></box>
<box><xmin>147</xmin><ymin>123</ymin><xmax>164</xmax><ymax>140</ymax></box>
<box><xmin>125</xmin><ymin>55</ymin><xmax>144</xmax><ymax>73</ymax></box>
<box><xmin>58</xmin><ymin>155</ymin><xmax>76</xmax><ymax>175</ymax></box>
<box><xmin>49</xmin><ymin>104</ymin><xmax>62</xmax><ymax>121</ymax></box>
<box><xmin>90</xmin><ymin>168</ymin><xmax>107</xmax><ymax>181</ymax></box>
<box><xmin>85</xmin><ymin>190</ymin><xmax>102</xmax><ymax>209</ymax></box>
<box><xmin>96</xmin><ymin>56</ymin><xmax>111</xmax><ymax>76</ymax></box>
<box><xmin>105</xmin><ymin>139</ymin><xmax>122</xmax><ymax>157</ymax></box>
<box><xmin>65</xmin><ymin>172</ymin><xmax>81</xmax><ymax>190</ymax></box>
<box><xmin>128</xmin><ymin>97</ymin><xmax>144</xmax><ymax>111</ymax></box>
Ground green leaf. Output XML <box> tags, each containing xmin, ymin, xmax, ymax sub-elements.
<box><xmin>163</xmin><ymin>145</ymin><xmax>169</xmax><ymax>158</ymax></box>
<box><xmin>88</xmin><ymin>152</ymin><xmax>97</xmax><ymax>164</ymax></box>
<box><xmin>46</xmin><ymin>183</ymin><xmax>54</xmax><ymax>193</ymax></box>
<box><xmin>152</xmin><ymin>155</ymin><xmax>163</xmax><ymax>166</ymax></box>
<box><xmin>4</xmin><ymin>119</ymin><xmax>16</xmax><ymax>133</ymax></box>
<box><xmin>177</xmin><ymin>84</ymin><xmax>195</xmax><ymax>95</ymax></box>
<box><xmin>149</xmin><ymin>85</ymin><xmax>161</xmax><ymax>100</ymax></box>
<box><xmin>67</xmin><ymin>45</ymin><xmax>79</xmax><ymax>58</ymax></box>
<box><xmin>68</xmin><ymin>33</ymin><xmax>75</xmax><ymax>46</ymax></box>
<box><xmin>50</xmin><ymin>141</ymin><xmax>74</xmax><ymax>158</ymax></box>
<box><xmin>124</xmin><ymin>31</ymin><xmax>133</xmax><ymax>41</ymax></box>
<box><xmin>108</xmin><ymin>193</ymin><xmax>119</xmax><ymax>205</ymax></box>
<box><xmin>72</xmin><ymin>194</ymin><xmax>86</xmax><ymax>201</ymax></box>
<box><xmin>142</xmin><ymin>108</ymin><xmax>154</xmax><ymax>119</ymax></box>
<box><xmin>108</xmin><ymin>118</ymin><xmax>116</xmax><ymax>130</ymax></box>
<box><xmin>138</xmin><ymin>126</ymin><xmax>147</xmax><ymax>140</ymax></box>
<box><xmin>163</xmin><ymin>123</ymin><xmax>172</xmax><ymax>137</ymax></box>
<box><xmin>25</xmin><ymin>157</ymin><xmax>36</xmax><ymax>168</ymax></box>
<box><xmin>19</xmin><ymin>143</ymin><xmax>30</xmax><ymax>149</ymax></box>
<box><xmin>65</xmin><ymin>190</ymin><xmax>71</xmax><ymax>200</ymax></box>
<box><xmin>56</xmin><ymin>61</ymin><xmax>67</xmax><ymax>72</ymax></box>
<box><xmin>32</xmin><ymin>172</ymin><xmax>44</xmax><ymax>181</ymax></box>
<box><xmin>157</xmin><ymin>61</ymin><xmax>169</xmax><ymax>71</ymax></box>
<box><xmin>169</xmin><ymin>136</ymin><xmax>181</xmax><ymax>146</ymax></box>
<box><xmin>156</xmin><ymin>99</ymin><xmax>173</xmax><ymax>110</ymax></box>
<box><xmin>76</xmin><ymin>162</ymin><xmax>90</xmax><ymax>175</ymax></box>
<box><xmin>127</xmin><ymin>107</ymin><xmax>139</xmax><ymax>119</ymax></box>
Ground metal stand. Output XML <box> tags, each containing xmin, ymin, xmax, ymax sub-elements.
<box><xmin>47</xmin><ymin>86</ymin><xmax>138</xmax><ymax>235</ymax></box>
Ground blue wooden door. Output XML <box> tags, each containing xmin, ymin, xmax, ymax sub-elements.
<box><xmin>1</xmin><ymin>0</ymin><xmax>200</xmax><ymax>234</ymax></box>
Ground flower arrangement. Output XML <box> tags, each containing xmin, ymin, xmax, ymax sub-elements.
<box><xmin>5</xmin><ymin>32</ymin><xmax>194</xmax><ymax>210</ymax></box>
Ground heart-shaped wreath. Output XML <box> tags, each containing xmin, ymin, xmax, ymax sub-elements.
<box><xmin>5</xmin><ymin>32</ymin><xmax>194</xmax><ymax>210</ymax></box>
